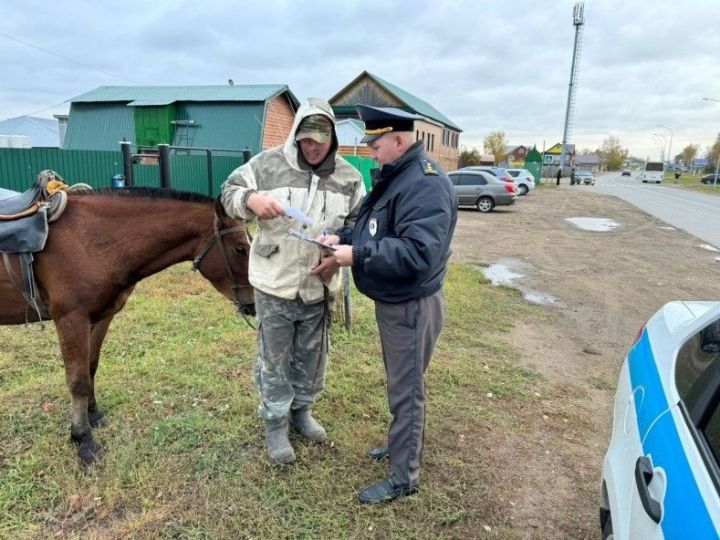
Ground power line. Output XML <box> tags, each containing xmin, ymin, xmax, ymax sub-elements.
<box><xmin>0</xmin><ymin>31</ymin><xmax>142</xmax><ymax>85</ymax></box>
<box><xmin>20</xmin><ymin>100</ymin><xmax>71</xmax><ymax>117</ymax></box>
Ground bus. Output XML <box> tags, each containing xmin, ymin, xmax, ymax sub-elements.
<box><xmin>641</xmin><ymin>161</ymin><xmax>664</xmax><ymax>183</ymax></box>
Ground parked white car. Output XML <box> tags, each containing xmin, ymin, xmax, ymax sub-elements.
<box><xmin>601</xmin><ymin>301</ymin><xmax>720</xmax><ymax>539</ymax></box>
<box><xmin>505</xmin><ymin>168</ymin><xmax>535</xmax><ymax>195</ymax></box>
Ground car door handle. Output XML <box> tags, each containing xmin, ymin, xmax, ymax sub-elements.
<box><xmin>635</xmin><ymin>456</ymin><xmax>662</xmax><ymax>523</ymax></box>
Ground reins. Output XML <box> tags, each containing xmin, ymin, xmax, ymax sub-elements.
<box><xmin>192</xmin><ymin>215</ymin><xmax>256</xmax><ymax>329</ymax></box>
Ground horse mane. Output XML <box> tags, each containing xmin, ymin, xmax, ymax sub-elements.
<box><xmin>70</xmin><ymin>187</ymin><xmax>214</xmax><ymax>205</ymax></box>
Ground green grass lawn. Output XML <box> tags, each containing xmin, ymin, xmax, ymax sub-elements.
<box><xmin>0</xmin><ymin>262</ymin><xmax>544</xmax><ymax>539</ymax></box>
<box><xmin>662</xmin><ymin>172</ymin><xmax>720</xmax><ymax>193</ymax></box>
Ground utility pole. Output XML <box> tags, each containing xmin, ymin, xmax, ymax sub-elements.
<box><xmin>559</xmin><ymin>2</ymin><xmax>585</xmax><ymax>179</ymax></box>
<box><xmin>657</xmin><ymin>123</ymin><xmax>673</xmax><ymax>171</ymax></box>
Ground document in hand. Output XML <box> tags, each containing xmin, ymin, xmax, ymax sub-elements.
<box><xmin>283</xmin><ymin>206</ymin><xmax>314</xmax><ymax>226</ymax></box>
<box><xmin>288</xmin><ymin>229</ymin><xmax>338</xmax><ymax>251</ymax></box>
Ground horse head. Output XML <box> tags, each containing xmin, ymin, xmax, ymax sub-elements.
<box><xmin>192</xmin><ymin>198</ymin><xmax>255</xmax><ymax>317</ymax></box>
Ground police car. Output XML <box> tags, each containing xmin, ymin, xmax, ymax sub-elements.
<box><xmin>601</xmin><ymin>301</ymin><xmax>720</xmax><ymax>539</ymax></box>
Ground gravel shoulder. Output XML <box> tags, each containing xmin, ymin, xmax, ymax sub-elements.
<box><xmin>449</xmin><ymin>183</ymin><xmax>720</xmax><ymax>538</ymax></box>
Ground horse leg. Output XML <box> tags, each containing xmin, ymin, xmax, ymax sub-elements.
<box><xmin>55</xmin><ymin>313</ymin><xmax>104</xmax><ymax>464</ymax></box>
<box><xmin>88</xmin><ymin>316</ymin><xmax>114</xmax><ymax>428</ymax></box>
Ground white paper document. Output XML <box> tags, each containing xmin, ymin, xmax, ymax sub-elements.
<box><xmin>283</xmin><ymin>206</ymin><xmax>314</xmax><ymax>226</ymax></box>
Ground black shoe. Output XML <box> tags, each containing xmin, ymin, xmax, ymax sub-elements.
<box><xmin>367</xmin><ymin>444</ymin><xmax>389</xmax><ymax>461</ymax></box>
<box><xmin>358</xmin><ymin>477</ymin><xmax>418</xmax><ymax>504</ymax></box>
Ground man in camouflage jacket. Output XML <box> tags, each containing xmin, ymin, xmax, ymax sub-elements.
<box><xmin>221</xmin><ymin>98</ymin><xmax>365</xmax><ymax>463</ymax></box>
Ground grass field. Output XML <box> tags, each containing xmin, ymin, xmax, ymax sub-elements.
<box><xmin>0</xmin><ymin>262</ymin><xmax>544</xmax><ymax>539</ymax></box>
<box><xmin>662</xmin><ymin>172</ymin><xmax>720</xmax><ymax>193</ymax></box>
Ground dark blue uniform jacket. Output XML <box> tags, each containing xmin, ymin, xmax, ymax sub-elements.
<box><xmin>339</xmin><ymin>142</ymin><xmax>458</xmax><ymax>303</ymax></box>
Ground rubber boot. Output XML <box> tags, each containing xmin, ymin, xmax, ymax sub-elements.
<box><xmin>265</xmin><ymin>418</ymin><xmax>295</xmax><ymax>464</ymax></box>
<box><xmin>290</xmin><ymin>407</ymin><xmax>327</xmax><ymax>443</ymax></box>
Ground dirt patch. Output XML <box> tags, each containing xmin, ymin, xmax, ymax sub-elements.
<box><xmin>450</xmin><ymin>184</ymin><xmax>720</xmax><ymax>538</ymax></box>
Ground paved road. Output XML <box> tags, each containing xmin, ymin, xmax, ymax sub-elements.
<box><xmin>589</xmin><ymin>172</ymin><xmax>720</xmax><ymax>250</ymax></box>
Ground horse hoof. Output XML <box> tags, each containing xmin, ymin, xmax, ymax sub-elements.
<box><xmin>89</xmin><ymin>409</ymin><xmax>106</xmax><ymax>428</ymax></box>
<box><xmin>76</xmin><ymin>435</ymin><xmax>105</xmax><ymax>465</ymax></box>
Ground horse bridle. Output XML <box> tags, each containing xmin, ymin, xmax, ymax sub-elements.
<box><xmin>192</xmin><ymin>215</ymin><xmax>256</xmax><ymax>329</ymax></box>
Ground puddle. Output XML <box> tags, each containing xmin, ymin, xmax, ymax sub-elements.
<box><xmin>483</xmin><ymin>263</ymin><xmax>523</xmax><ymax>286</ymax></box>
<box><xmin>524</xmin><ymin>290</ymin><xmax>558</xmax><ymax>305</ymax></box>
<box><xmin>482</xmin><ymin>260</ymin><xmax>558</xmax><ymax>305</ymax></box>
<box><xmin>698</xmin><ymin>244</ymin><xmax>720</xmax><ymax>252</ymax></box>
<box><xmin>565</xmin><ymin>217</ymin><xmax>620</xmax><ymax>232</ymax></box>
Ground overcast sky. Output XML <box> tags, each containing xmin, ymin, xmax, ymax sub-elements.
<box><xmin>2</xmin><ymin>0</ymin><xmax>719</xmax><ymax>160</ymax></box>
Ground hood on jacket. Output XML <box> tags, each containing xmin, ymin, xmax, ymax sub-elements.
<box><xmin>283</xmin><ymin>97</ymin><xmax>339</xmax><ymax>177</ymax></box>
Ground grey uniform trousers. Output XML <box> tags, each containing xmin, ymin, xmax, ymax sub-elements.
<box><xmin>254</xmin><ymin>289</ymin><xmax>329</xmax><ymax>420</ymax></box>
<box><xmin>375</xmin><ymin>289</ymin><xmax>445</xmax><ymax>488</ymax></box>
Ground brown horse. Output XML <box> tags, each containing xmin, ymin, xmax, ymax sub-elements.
<box><xmin>0</xmin><ymin>187</ymin><xmax>254</xmax><ymax>464</ymax></box>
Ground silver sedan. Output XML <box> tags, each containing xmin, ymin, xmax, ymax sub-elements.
<box><xmin>448</xmin><ymin>169</ymin><xmax>517</xmax><ymax>212</ymax></box>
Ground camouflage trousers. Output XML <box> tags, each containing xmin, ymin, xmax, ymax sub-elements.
<box><xmin>253</xmin><ymin>289</ymin><xmax>330</xmax><ymax>420</ymax></box>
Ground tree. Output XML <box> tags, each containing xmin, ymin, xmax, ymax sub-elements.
<box><xmin>483</xmin><ymin>131</ymin><xmax>508</xmax><ymax>166</ymax></box>
<box><xmin>458</xmin><ymin>148</ymin><xmax>483</xmax><ymax>168</ymax></box>
<box><xmin>709</xmin><ymin>133</ymin><xmax>720</xmax><ymax>172</ymax></box>
<box><xmin>598</xmin><ymin>135</ymin><xmax>628</xmax><ymax>171</ymax></box>
<box><xmin>680</xmin><ymin>144</ymin><xmax>699</xmax><ymax>169</ymax></box>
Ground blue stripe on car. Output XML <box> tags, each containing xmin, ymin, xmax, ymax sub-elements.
<box><xmin>629</xmin><ymin>330</ymin><xmax>718</xmax><ymax>538</ymax></box>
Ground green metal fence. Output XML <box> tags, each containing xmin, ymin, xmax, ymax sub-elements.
<box><xmin>0</xmin><ymin>148</ymin><xmax>244</xmax><ymax>195</ymax></box>
<box><xmin>0</xmin><ymin>148</ymin><xmax>376</xmax><ymax>195</ymax></box>
<box><xmin>342</xmin><ymin>155</ymin><xmax>376</xmax><ymax>191</ymax></box>
<box><xmin>0</xmin><ymin>148</ymin><xmax>124</xmax><ymax>191</ymax></box>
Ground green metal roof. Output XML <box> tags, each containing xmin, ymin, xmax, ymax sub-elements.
<box><xmin>128</xmin><ymin>99</ymin><xmax>176</xmax><ymax>107</ymax></box>
<box><xmin>69</xmin><ymin>85</ymin><xmax>299</xmax><ymax>108</ymax></box>
<box><xmin>363</xmin><ymin>72</ymin><xmax>461</xmax><ymax>131</ymax></box>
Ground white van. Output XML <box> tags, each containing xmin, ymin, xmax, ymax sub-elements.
<box><xmin>641</xmin><ymin>161</ymin><xmax>664</xmax><ymax>183</ymax></box>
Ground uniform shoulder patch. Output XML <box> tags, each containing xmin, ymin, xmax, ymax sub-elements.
<box><xmin>421</xmin><ymin>159</ymin><xmax>438</xmax><ymax>176</ymax></box>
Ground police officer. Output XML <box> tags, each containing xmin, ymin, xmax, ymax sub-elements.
<box><xmin>313</xmin><ymin>105</ymin><xmax>458</xmax><ymax>503</ymax></box>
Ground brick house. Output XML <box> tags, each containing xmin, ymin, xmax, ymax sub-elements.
<box><xmin>503</xmin><ymin>145</ymin><xmax>530</xmax><ymax>167</ymax></box>
<box><xmin>329</xmin><ymin>71</ymin><xmax>462</xmax><ymax>172</ymax></box>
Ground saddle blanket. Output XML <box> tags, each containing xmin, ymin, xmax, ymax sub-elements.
<box><xmin>0</xmin><ymin>187</ymin><xmax>20</xmax><ymax>201</ymax></box>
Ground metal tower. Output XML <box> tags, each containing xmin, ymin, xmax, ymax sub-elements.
<box><xmin>559</xmin><ymin>2</ymin><xmax>585</xmax><ymax>175</ymax></box>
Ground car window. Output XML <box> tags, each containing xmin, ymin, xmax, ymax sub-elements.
<box><xmin>460</xmin><ymin>174</ymin><xmax>487</xmax><ymax>186</ymax></box>
<box><xmin>676</xmin><ymin>320</ymin><xmax>720</xmax><ymax>400</ymax></box>
<box><xmin>508</xmin><ymin>170</ymin><xmax>519</xmax><ymax>177</ymax></box>
<box><xmin>676</xmin><ymin>319</ymin><xmax>720</xmax><ymax>462</ymax></box>
<box><xmin>704</xmin><ymin>406</ymin><xmax>720</xmax><ymax>465</ymax></box>
<box><xmin>448</xmin><ymin>174</ymin><xmax>461</xmax><ymax>186</ymax></box>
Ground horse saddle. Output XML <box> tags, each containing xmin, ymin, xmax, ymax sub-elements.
<box><xmin>0</xmin><ymin>170</ymin><xmax>68</xmax><ymax>253</ymax></box>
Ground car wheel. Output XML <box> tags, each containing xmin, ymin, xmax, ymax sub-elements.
<box><xmin>518</xmin><ymin>184</ymin><xmax>528</xmax><ymax>195</ymax></box>
<box><xmin>476</xmin><ymin>196</ymin><xmax>494</xmax><ymax>213</ymax></box>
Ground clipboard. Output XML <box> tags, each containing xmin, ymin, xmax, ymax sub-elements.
<box><xmin>288</xmin><ymin>229</ymin><xmax>338</xmax><ymax>251</ymax></box>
